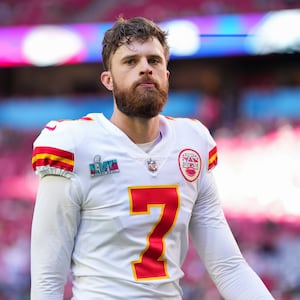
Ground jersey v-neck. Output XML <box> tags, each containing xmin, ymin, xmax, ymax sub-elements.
<box><xmin>89</xmin><ymin>113</ymin><xmax>175</xmax><ymax>172</ymax></box>
<box><xmin>90</xmin><ymin>113</ymin><xmax>173</xmax><ymax>154</ymax></box>
<box><xmin>136</xmin><ymin>131</ymin><xmax>162</xmax><ymax>153</ymax></box>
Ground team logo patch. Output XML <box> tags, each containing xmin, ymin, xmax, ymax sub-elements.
<box><xmin>89</xmin><ymin>155</ymin><xmax>119</xmax><ymax>177</ymax></box>
<box><xmin>178</xmin><ymin>149</ymin><xmax>201</xmax><ymax>182</ymax></box>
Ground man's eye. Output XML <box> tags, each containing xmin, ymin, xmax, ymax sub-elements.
<box><xmin>126</xmin><ymin>59</ymin><xmax>135</xmax><ymax>65</ymax></box>
<box><xmin>149</xmin><ymin>58</ymin><xmax>159</xmax><ymax>64</ymax></box>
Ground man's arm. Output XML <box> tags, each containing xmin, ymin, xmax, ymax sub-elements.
<box><xmin>189</xmin><ymin>172</ymin><xmax>274</xmax><ymax>300</ymax></box>
<box><xmin>31</xmin><ymin>175</ymin><xmax>81</xmax><ymax>300</ymax></box>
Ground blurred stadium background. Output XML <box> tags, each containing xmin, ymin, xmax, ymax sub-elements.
<box><xmin>0</xmin><ymin>0</ymin><xmax>300</xmax><ymax>299</ymax></box>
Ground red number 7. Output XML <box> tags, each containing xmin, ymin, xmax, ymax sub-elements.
<box><xmin>129</xmin><ymin>186</ymin><xmax>180</xmax><ymax>280</ymax></box>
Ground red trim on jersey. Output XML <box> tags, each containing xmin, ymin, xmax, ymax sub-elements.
<box><xmin>208</xmin><ymin>146</ymin><xmax>218</xmax><ymax>170</ymax></box>
<box><xmin>79</xmin><ymin>116</ymin><xmax>94</xmax><ymax>121</ymax></box>
<box><xmin>32</xmin><ymin>146</ymin><xmax>74</xmax><ymax>172</ymax></box>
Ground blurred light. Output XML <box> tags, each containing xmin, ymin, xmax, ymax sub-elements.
<box><xmin>246</xmin><ymin>9</ymin><xmax>300</xmax><ymax>54</ymax></box>
<box><xmin>0</xmin><ymin>10</ymin><xmax>299</xmax><ymax>67</ymax></box>
<box><xmin>214</xmin><ymin>125</ymin><xmax>300</xmax><ymax>219</ymax></box>
<box><xmin>23</xmin><ymin>25</ymin><xmax>85</xmax><ymax>66</ymax></box>
<box><xmin>161</xmin><ymin>20</ymin><xmax>200</xmax><ymax>56</ymax></box>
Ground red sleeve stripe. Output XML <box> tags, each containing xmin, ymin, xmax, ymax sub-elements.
<box><xmin>208</xmin><ymin>146</ymin><xmax>218</xmax><ymax>170</ymax></box>
<box><xmin>32</xmin><ymin>146</ymin><xmax>74</xmax><ymax>172</ymax></box>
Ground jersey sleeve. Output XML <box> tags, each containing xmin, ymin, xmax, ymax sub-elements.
<box><xmin>31</xmin><ymin>175</ymin><xmax>81</xmax><ymax>300</ymax></box>
<box><xmin>201</xmin><ymin>121</ymin><xmax>218</xmax><ymax>171</ymax></box>
<box><xmin>188</xmin><ymin>118</ymin><xmax>218</xmax><ymax>172</ymax></box>
<box><xmin>32</xmin><ymin>120</ymin><xmax>76</xmax><ymax>178</ymax></box>
<box><xmin>189</xmin><ymin>122</ymin><xmax>274</xmax><ymax>299</ymax></box>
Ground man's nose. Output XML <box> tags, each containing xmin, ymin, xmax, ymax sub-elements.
<box><xmin>139</xmin><ymin>59</ymin><xmax>153</xmax><ymax>75</ymax></box>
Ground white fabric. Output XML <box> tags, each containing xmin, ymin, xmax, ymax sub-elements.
<box><xmin>31</xmin><ymin>175</ymin><xmax>80</xmax><ymax>300</ymax></box>
<box><xmin>31</xmin><ymin>113</ymin><xmax>274</xmax><ymax>300</ymax></box>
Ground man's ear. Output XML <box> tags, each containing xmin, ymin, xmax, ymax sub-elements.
<box><xmin>100</xmin><ymin>71</ymin><xmax>113</xmax><ymax>91</ymax></box>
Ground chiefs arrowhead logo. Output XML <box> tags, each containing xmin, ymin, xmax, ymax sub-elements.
<box><xmin>178</xmin><ymin>149</ymin><xmax>201</xmax><ymax>182</ymax></box>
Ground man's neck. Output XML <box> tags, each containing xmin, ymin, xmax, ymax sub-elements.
<box><xmin>110</xmin><ymin>111</ymin><xmax>160</xmax><ymax>144</ymax></box>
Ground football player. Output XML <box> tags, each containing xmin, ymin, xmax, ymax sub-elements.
<box><xmin>31</xmin><ymin>16</ymin><xmax>274</xmax><ymax>300</ymax></box>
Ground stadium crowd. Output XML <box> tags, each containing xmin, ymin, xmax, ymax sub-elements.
<box><xmin>0</xmin><ymin>0</ymin><xmax>299</xmax><ymax>26</ymax></box>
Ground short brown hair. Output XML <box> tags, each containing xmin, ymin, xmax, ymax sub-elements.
<box><xmin>101</xmin><ymin>16</ymin><xmax>169</xmax><ymax>70</ymax></box>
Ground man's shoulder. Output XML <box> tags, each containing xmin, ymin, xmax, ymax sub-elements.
<box><xmin>161</xmin><ymin>115</ymin><xmax>217</xmax><ymax>169</ymax></box>
<box><xmin>43</xmin><ymin>115</ymin><xmax>97</xmax><ymax>133</ymax></box>
<box><xmin>161</xmin><ymin>115</ymin><xmax>209</xmax><ymax>135</ymax></box>
<box><xmin>35</xmin><ymin>114</ymin><xmax>102</xmax><ymax>143</ymax></box>
<box><xmin>32</xmin><ymin>114</ymin><xmax>102</xmax><ymax>177</ymax></box>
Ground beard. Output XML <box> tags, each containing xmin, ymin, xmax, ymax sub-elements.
<box><xmin>112</xmin><ymin>76</ymin><xmax>169</xmax><ymax>119</ymax></box>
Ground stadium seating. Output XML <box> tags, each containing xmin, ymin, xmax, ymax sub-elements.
<box><xmin>0</xmin><ymin>0</ymin><xmax>297</xmax><ymax>26</ymax></box>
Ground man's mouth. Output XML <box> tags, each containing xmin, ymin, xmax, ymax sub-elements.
<box><xmin>138</xmin><ymin>82</ymin><xmax>155</xmax><ymax>88</ymax></box>
<box><xmin>135</xmin><ymin>76</ymin><xmax>157</xmax><ymax>88</ymax></box>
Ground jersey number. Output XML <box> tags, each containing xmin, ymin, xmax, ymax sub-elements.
<box><xmin>129</xmin><ymin>186</ymin><xmax>180</xmax><ymax>280</ymax></box>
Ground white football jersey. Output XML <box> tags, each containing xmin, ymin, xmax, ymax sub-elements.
<box><xmin>31</xmin><ymin>113</ymin><xmax>273</xmax><ymax>300</ymax></box>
